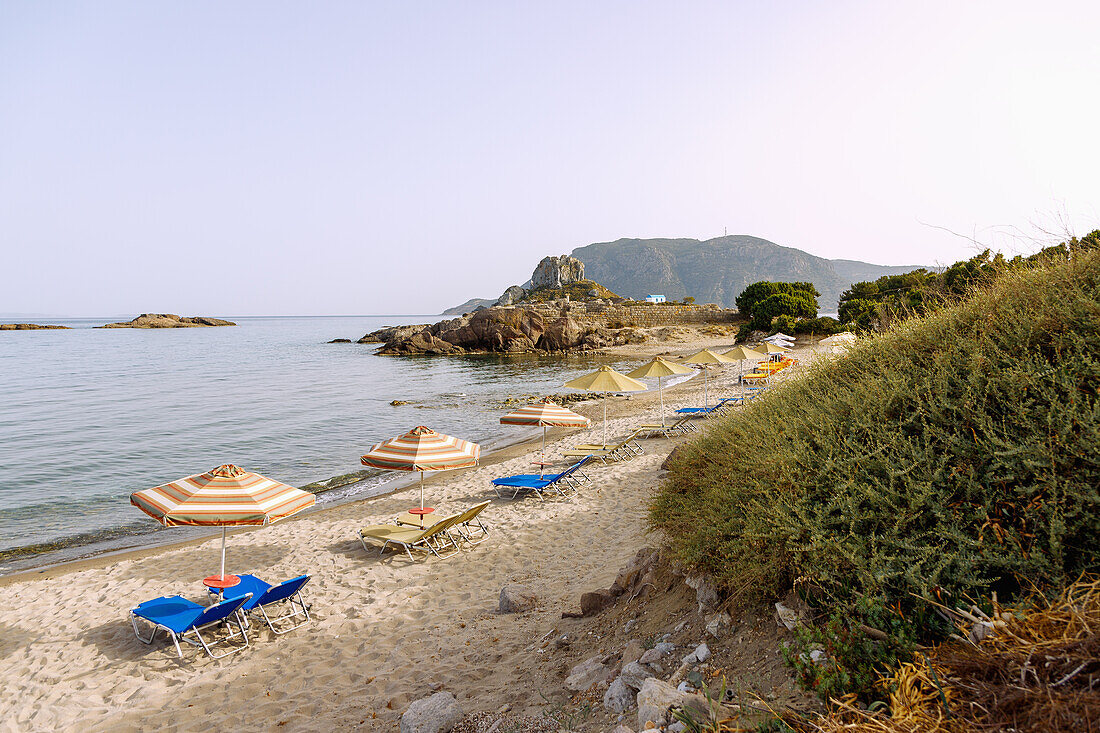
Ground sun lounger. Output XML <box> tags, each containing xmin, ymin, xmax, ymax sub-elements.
<box><xmin>637</xmin><ymin>417</ymin><xmax>700</xmax><ymax>437</ymax></box>
<box><xmin>130</xmin><ymin>592</ymin><xmax>252</xmax><ymax>659</ymax></box>
<box><xmin>675</xmin><ymin>404</ymin><xmax>723</xmax><ymax>418</ymax></box>
<box><xmin>359</xmin><ymin>513</ymin><xmax>462</xmax><ymax>561</ymax></box>
<box><xmin>491</xmin><ymin>457</ymin><xmax>592</xmax><ymax>499</ymax></box>
<box><xmin>564</xmin><ymin>432</ymin><xmax>644</xmax><ymax>462</ymax></box>
<box><xmin>397</xmin><ymin>500</ymin><xmax>491</xmax><ymax>545</ymax></box>
<box><xmin>219</xmin><ymin>574</ymin><xmax>311</xmax><ymax>634</ymax></box>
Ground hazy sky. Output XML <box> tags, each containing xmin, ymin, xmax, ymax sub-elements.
<box><xmin>3</xmin><ymin>1</ymin><xmax>1098</xmax><ymax>316</ymax></box>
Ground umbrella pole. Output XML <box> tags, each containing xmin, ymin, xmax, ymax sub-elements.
<box><xmin>220</xmin><ymin>526</ymin><xmax>226</xmax><ymax>580</ymax></box>
<box><xmin>659</xmin><ymin>375</ymin><xmax>666</xmax><ymax>426</ymax></box>
<box><xmin>603</xmin><ymin>398</ymin><xmax>608</xmax><ymax>444</ymax></box>
<box><xmin>420</xmin><ymin>471</ymin><xmax>425</xmax><ymax>511</ymax></box>
<box><xmin>703</xmin><ymin>368</ymin><xmax>709</xmax><ymax>408</ymax></box>
<box><xmin>541</xmin><ymin>426</ymin><xmax>547</xmax><ymax>478</ymax></box>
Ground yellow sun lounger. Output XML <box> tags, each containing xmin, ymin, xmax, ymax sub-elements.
<box><xmin>395</xmin><ymin>500</ymin><xmax>490</xmax><ymax>545</ymax></box>
<box><xmin>637</xmin><ymin>417</ymin><xmax>701</xmax><ymax>437</ymax></box>
<box><xmin>566</xmin><ymin>430</ymin><xmax>645</xmax><ymax>461</ymax></box>
<box><xmin>359</xmin><ymin>513</ymin><xmax>462</xmax><ymax>561</ymax></box>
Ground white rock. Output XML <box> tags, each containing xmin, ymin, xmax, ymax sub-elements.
<box><xmin>400</xmin><ymin>692</ymin><xmax>463</xmax><ymax>733</ymax></box>
<box><xmin>498</xmin><ymin>585</ymin><xmax>537</xmax><ymax>614</ymax></box>
<box><xmin>603</xmin><ymin>677</ymin><xmax>635</xmax><ymax>713</ymax></box>
<box><xmin>693</xmin><ymin>643</ymin><xmax>711</xmax><ymax>662</ymax></box>
<box><xmin>608</xmin><ymin>726</ymin><xmax>635</xmax><ymax>733</ymax></box>
<box><xmin>566</xmin><ymin>655</ymin><xmax>614</xmax><ymax>692</ymax></box>
<box><xmin>620</xmin><ymin>660</ymin><xmax>656</xmax><ymax>690</ymax></box>
<box><xmin>669</xmin><ymin>722</ymin><xmax>687</xmax><ymax>733</ymax></box>
<box><xmin>774</xmin><ymin>602</ymin><xmax>801</xmax><ymax>631</ymax></box>
<box><xmin>704</xmin><ymin>612</ymin><xmax>731</xmax><ymax>638</ymax></box>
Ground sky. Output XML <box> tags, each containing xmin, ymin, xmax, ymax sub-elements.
<box><xmin>2</xmin><ymin>1</ymin><xmax>1099</xmax><ymax>317</ymax></box>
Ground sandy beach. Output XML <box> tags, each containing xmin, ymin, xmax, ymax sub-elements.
<box><xmin>0</xmin><ymin>335</ymin><xmax>825</xmax><ymax>732</ymax></box>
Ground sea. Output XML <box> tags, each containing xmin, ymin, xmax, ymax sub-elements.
<box><xmin>0</xmin><ymin>315</ymin><xmax>650</xmax><ymax>574</ymax></box>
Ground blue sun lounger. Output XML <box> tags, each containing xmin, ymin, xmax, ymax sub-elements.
<box><xmin>218</xmin><ymin>574</ymin><xmax>312</xmax><ymax>635</ymax></box>
<box><xmin>491</xmin><ymin>456</ymin><xmax>592</xmax><ymax>499</ymax></box>
<box><xmin>675</xmin><ymin>404</ymin><xmax>724</xmax><ymax>418</ymax></box>
<box><xmin>130</xmin><ymin>592</ymin><xmax>252</xmax><ymax>659</ymax></box>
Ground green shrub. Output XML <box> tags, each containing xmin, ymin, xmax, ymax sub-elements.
<box><xmin>792</xmin><ymin>316</ymin><xmax>844</xmax><ymax>335</ymax></box>
<box><xmin>652</xmin><ymin>249</ymin><xmax>1100</xmax><ymax>695</ymax></box>
<box><xmin>751</xmin><ymin>293</ymin><xmax>817</xmax><ymax>330</ymax></box>
<box><xmin>735</xmin><ymin>323</ymin><xmax>755</xmax><ymax>343</ymax></box>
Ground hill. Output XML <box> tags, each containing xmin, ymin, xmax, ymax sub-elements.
<box><xmin>571</xmin><ymin>235</ymin><xmax>925</xmax><ymax>310</ymax></box>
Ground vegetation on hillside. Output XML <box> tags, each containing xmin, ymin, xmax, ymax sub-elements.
<box><xmin>837</xmin><ymin>231</ymin><xmax>1100</xmax><ymax>331</ymax></box>
<box><xmin>735</xmin><ymin>281</ymin><xmax>819</xmax><ymax>330</ymax></box>
<box><xmin>651</xmin><ymin>245</ymin><xmax>1100</xmax><ymax>710</ymax></box>
<box><xmin>517</xmin><ymin>279</ymin><xmax>621</xmax><ymax>303</ymax></box>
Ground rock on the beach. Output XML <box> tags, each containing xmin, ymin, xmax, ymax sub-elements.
<box><xmin>327</xmin><ymin>338</ymin><xmax>352</xmax><ymax>343</ymax></box>
<box><xmin>400</xmin><ymin>691</ymin><xmax>463</xmax><ymax>733</ymax></box>
<box><xmin>610</xmin><ymin>547</ymin><xmax>659</xmax><ymax>597</ymax></box>
<box><xmin>566</xmin><ymin>656</ymin><xmax>614</xmax><ymax>692</ymax></box>
<box><xmin>636</xmin><ymin>679</ymin><xmax>728</xmax><ymax>730</ymax></box>
<box><xmin>608</xmin><ymin>726</ymin><xmax>635</xmax><ymax>733</ymax></box>
<box><xmin>498</xmin><ymin>585</ymin><xmax>537</xmax><ymax>614</ymax></box>
<box><xmin>692</xmin><ymin>643</ymin><xmax>711</xmax><ymax>663</ymax></box>
<box><xmin>622</xmin><ymin>639</ymin><xmax>646</xmax><ymax>666</ymax></box>
<box><xmin>705</xmin><ymin>612</ymin><xmax>732</xmax><ymax>639</ymax></box>
<box><xmin>775</xmin><ymin>602</ymin><xmax>803</xmax><ymax>631</ymax></box>
<box><xmin>580</xmin><ymin>588</ymin><xmax>616</xmax><ymax>617</ymax></box>
<box><xmin>603</xmin><ymin>676</ymin><xmax>635</xmax><ymax>713</ymax></box>
<box><xmin>619</xmin><ymin>661</ymin><xmax>655</xmax><ymax>691</ymax></box>
<box><xmin>639</xmin><ymin>642</ymin><xmax>675</xmax><ymax>665</ymax></box>
<box><xmin>685</xmin><ymin>574</ymin><xmax>719</xmax><ymax>612</ymax></box>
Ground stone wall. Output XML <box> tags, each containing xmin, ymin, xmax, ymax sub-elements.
<box><xmin>524</xmin><ymin>302</ymin><xmax>741</xmax><ymax>328</ymax></box>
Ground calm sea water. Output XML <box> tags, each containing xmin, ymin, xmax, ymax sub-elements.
<box><xmin>0</xmin><ymin>316</ymin><xmax>639</xmax><ymax>570</ymax></box>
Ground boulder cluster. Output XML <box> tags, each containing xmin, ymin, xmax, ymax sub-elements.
<box><xmin>98</xmin><ymin>314</ymin><xmax>236</xmax><ymax>328</ymax></box>
<box><xmin>361</xmin><ymin>308</ymin><xmax>645</xmax><ymax>355</ymax></box>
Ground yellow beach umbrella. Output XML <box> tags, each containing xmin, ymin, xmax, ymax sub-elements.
<box><xmin>757</xmin><ymin>342</ymin><xmax>790</xmax><ymax>354</ymax></box>
<box><xmin>723</xmin><ymin>345</ymin><xmax>767</xmax><ymax>378</ymax></box>
<box><xmin>563</xmin><ymin>365</ymin><xmax>647</xmax><ymax>443</ymax></box>
<box><xmin>685</xmin><ymin>349</ymin><xmax>736</xmax><ymax>408</ymax></box>
<box><xmin>627</xmin><ymin>357</ymin><xmax>692</xmax><ymax>426</ymax></box>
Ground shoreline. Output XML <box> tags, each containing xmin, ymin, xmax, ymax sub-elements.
<box><xmin>0</xmin><ymin>336</ymin><xmax>823</xmax><ymax>731</ymax></box>
<box><xmin>0</xmin><ymin>330</ymin><xmax>730</xmax><ymax>577</ymax></box>
<box><xmin>0</xmin><ymin>368</ymin><xmax>699</xmax><ymax>584</ymax></box>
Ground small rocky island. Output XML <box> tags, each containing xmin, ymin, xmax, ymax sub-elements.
<box><xmin>98</xmin><ymin>314</ymin><xmax>236</xmax><ymax>329</ymax></box>
<box><xmin>355</xmin><ymin>255</ymin><xmax>739</xmax><ymax>355</ymax></box>
<box><xmin>0</xmin><ymin>323</ymin><xmax>71</xmax><ymax>330</ymax></box>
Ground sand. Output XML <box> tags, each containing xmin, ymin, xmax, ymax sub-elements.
<box><xmin>0</xmin><ymin>336</ymin><xmax>827</xmax><ymax>732</ymax></box>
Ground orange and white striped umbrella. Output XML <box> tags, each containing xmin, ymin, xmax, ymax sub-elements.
<box><xmin>130</xmin><ymin>463</ymin><xmax>315</xmax><ymax>580</ymax></box>
<box><xmin>360</xmin><ymin>426</ymin><xmax>480</xmax><ymax>510</ymax></box>
<box><xmin>500</xmin><ymin>399</ymin><xmax>590</xmax><ymax>429</ymax></box>
<box><xmin>501</xmin><ymin>399</ymin><xmax>590</xmax><ymax>473</ymax></box>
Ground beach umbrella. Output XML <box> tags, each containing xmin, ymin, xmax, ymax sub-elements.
<box><xmin>360</xmin><ymin>425</ymin><xmax>480</xmax><ymax>513</ymax></box>
<box><xmin>130</xmin><ymin>463</ymin><xmax>316</xmax><ymax>583</ymax></box>
<box><xmin>723</xmin><ymin>345</ymin><xmax>767</xmax><ymax>378</ymax></box>
<box><xmin>757</xmin><ymin>342</ymin><xmax>791</xmax><ymax>354</ymax></box>
<box><xmin>627</xmin><ymin>357</ymin><xmax>692</xmax><ymax>426</ymax></box>
<box><xmin>500</xmin><ymin>399</ymin><xmax>590</xmax><ymax>475</ymax></box>
<box><xmin>769</xmin><ymin>332</ymin><xmax>795</xmax><ymax>341</ymax></box>
<box><xmin>684</xmin><ymin>349</ymin><xmax>736</xmax><ymax>408</ymax></box>
<box><xmin>563</xmin><ymin>365</ymin><xmax>647</xmax><ymax>443</ymax></box>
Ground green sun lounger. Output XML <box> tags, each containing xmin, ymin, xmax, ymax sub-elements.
<box><xmin>396</xmin><ymin>500</ymin><xmax>490</xmax><ymax>545</ymax></box>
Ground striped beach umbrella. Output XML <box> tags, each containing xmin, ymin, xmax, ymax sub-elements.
<box><xmin>360</xmin><ymin>426</ymin><xmax>480</xmax><ymax>512</ymax></box>
<box><xmin>501</xmin><ymin>399</ymin><xmax>590</xmax><ymax>474</ymax></box>
<box><xmin>130</xmin><ymin>464</ymin><xmax>316</xmax><ymax>582</ymax></box>
<box><xmin>627</xmin><ymin>357</ymin><xmax>692</xmax><ymax>426</ymax></box>
<box><xmin>563</xmin><ymin>365</ymin><xmax>647</xmax><ymax>443</ymax></box>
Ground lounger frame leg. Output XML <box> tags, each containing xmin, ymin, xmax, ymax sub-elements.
<box><xmin>255</xmin><ymin>591</ymin><xmax>312</xmax><ymax>634</ymax></box>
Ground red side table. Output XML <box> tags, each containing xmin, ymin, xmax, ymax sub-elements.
<box><xmin>408</xmin><ymin>507</ymin><xmax>434</xmax><ymax>529</ymax></box>
<box><xmin>203</xmin><ymin>574</ymin><xmax>240</xmax><ymax>600</ymax></box>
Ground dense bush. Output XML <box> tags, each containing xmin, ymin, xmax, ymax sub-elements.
<box><xmin>652</xmin><ymin>250</ymin><xmax>1100</xmax><ymax>698</ymax></box>
<box><xmin>737</xmin><ymin>281</ymin><xmax>820</xmax><ymax>323</ymax></box>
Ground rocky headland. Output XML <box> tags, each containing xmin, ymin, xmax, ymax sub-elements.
<box><xmin>0</xmin><ymin>324</ymin><xmax>70</xmax><ymax>330</ymax></box>
<box><xmin>98</xmin><ymin>314</ymin><xmax>236</xmax><ymax>329</ymax></box>
<box><xmin>353</xmin><ymin>255</ymin><xmax>740</xmax><ymax>355</ymax></box>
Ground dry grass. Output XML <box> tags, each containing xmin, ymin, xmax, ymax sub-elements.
<box><xmin>786</xmin><ymin>575</ymin><xmax>1100</xmax><ymax>732</ymax></box>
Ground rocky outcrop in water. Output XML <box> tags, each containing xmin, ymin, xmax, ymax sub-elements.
<box><xmin>98</xmin><ymin>314</ymin><xmax>236</xmax><ymax>328</ymax></box>
<box><xmin>363</xmin><ymin>307</ymin><xmax>646</xmax><ymax>355</ymax></box>
<box><xmin>0</xmin><ymin>323</ymin><xmax>70</xmax><ymax>330</ymax></box>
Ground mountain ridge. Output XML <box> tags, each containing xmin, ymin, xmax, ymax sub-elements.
<box><xmin>443</xmin><ymin>235</ymin><xmax>927</xmax><ymax>314</ymax></box>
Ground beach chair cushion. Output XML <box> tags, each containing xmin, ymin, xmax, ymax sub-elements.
<box><xmin>131</xmin><ymin>595</ymin><xmax>207</xmax><ymax>635</ymax></box>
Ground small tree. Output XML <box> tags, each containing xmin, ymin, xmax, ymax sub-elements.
<box><xmin>752</xmin><ymin>293</ymin><xmax>817</xmax><ymax>330</ymax></box>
